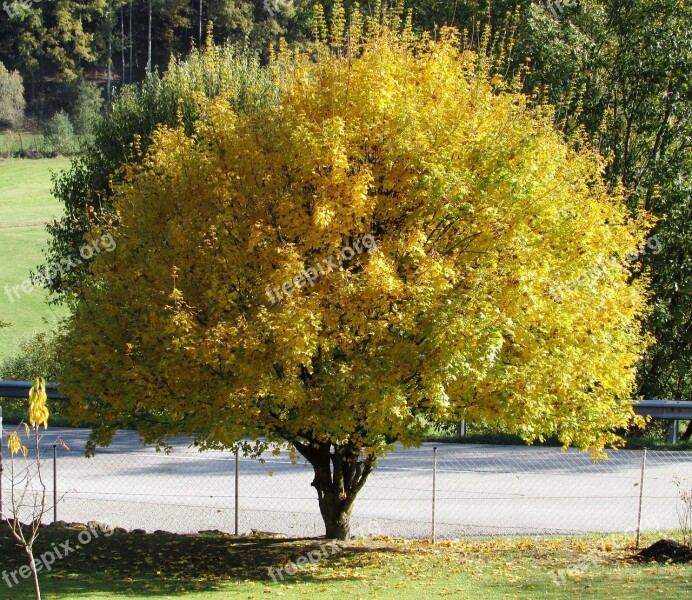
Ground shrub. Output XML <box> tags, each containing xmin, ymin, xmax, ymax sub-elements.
<box><xmin>43</xmin><ymin>110</ymin><xmax>77</xmax><ymax>153</ymax></box>
<box><xmin>0</xmin><ymin>330</ymin><xmax>61</xmax><ymax>382</ymax></box>
<box><xmin>0</xmin><ymin>330</ymin><xmax>64</xmax><ymax>422</ymax></box>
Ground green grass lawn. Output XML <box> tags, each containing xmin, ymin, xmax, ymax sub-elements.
<box><xmin>0</xmin><ymin>158</ymin><xmax>70</xmax><ymax>362</ymax></box>
<box><xmin>0</xmin><ymin>157</ymin><xmax>71</xmax><ymax>226</ymax></box>
<box><xmin>0</xmin><ymin>527</ymin><xmax>689</xmax><ymax>599</ymax></box>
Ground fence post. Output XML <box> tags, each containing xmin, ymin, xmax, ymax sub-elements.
<box><xmin>636</xmin><ymin>447</ymin><xmax>647</xmax><ymax>549</ymax></box>
<box><xmin>0</xmin><ymin>406</ymin><xmax>3</xmax><ymax>519</ymax></box>
<box><xmin>234</xmin><ymin>448</ymin><xmax>239</xmax><ymax>535</ymax></box>
<box><xmin>432</xmin><ymin>446</ymin><xmax>437</xmax><ymax>544</ymax></box>
<box><xmin>53</xmin><ymin>443</ymin><xmax>58</xmax><ymax>523</ymax></box>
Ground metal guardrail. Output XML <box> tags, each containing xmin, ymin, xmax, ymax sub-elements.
<box><xmin>632</xmin><ymin>400</ymin><xmax>692</xmax><ymax>420</ymax></box>
<box><xmin>0</xmin><ymin>380</ymin><xmax>65</xmax><ymax>400</ymax></box>
<box><xmin>632</xmin><ymin>400</ymin><xmax>692</xmax><ymax>443</ymax></box>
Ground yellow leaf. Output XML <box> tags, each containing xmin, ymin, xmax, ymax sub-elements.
<box><xmin>7</xmin><ymin>433</ymin><xmax>22</xmax><ymax>456</ymax></box>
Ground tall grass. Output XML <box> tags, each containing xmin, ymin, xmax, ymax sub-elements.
<box><xmin>0</xmin><ymin>130</ymin><xmax>85</xmax><ymax>157</ymax></box>
<box><xmin>0</xmin><ymin>131</ymin><xmax>49</xmax><ymax>156</ymax></box>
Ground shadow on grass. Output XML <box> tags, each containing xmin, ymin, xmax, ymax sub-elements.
<box><xmin>0</xmin><ymin>524</ymin><xmax>402</xmax><ymax>598</ymax></box>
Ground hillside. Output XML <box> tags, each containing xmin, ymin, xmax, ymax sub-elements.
<box><xmin>0</xmin><ymin>157</ymin><xmax>70</xmax><ymax>363</ymax></box>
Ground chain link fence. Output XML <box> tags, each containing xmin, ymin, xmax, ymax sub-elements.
<box><xmin>1</xmin><ymin>430</ymin><xmax>691</xmax><ymax>540</ymax></box>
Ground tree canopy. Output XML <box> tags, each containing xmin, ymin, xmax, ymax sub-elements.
<box><xmin>58</xmin><ymin>21</ymin><xmax>650</xmax><ymax>538</ymax></box>
<box><xmin>0</xmin><ymin>60</ymin><xmax>26</xmax><ymax>128</ymax></box>
<box><xmin>36</xmin><ymin>1</ymin><xmax>691</xmax><ymax>406</ymax></box>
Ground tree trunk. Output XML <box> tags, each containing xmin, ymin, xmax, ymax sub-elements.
<box><xmin>681</xmin><ymin>420</ymin><xmax>692</xmax><ymax>441</ymax></box>
<box><xmin>26</xmin><ymin>548</ymin><xmax>41</xmax><ymax>600</ymax></box>
<box><xmin>295</xmin><ymin>441</ymin><xmax>375</xmax><ymax>540</ymax></box>
<box><xmin>120</xmin><ymin>6</ymin><xmax>125</xmax><ymax>87</ymax></box>
<box><xmin>128</xmin><ymin>1</ymin><xmax>133</xmax><ymax>83</ymax></box>
<box><xmin>199</xmin><ymin>0</ymin><xmax>203</xmax><ymax>47</ymax></box>
<box><xmin>106</xmin><ymin>10</ymin><xmax>112</xmax><ymax>103</ymax></box>
<box><xmin>147</xmin><ymin>0</ymin><xmax>152</xmax><ymax>73</ymax></box>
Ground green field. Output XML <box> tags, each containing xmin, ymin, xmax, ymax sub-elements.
<box><xmin>0</xmin><ymin>157</ymin><xmax>71</xmax><ymax>363</ymax></box>
<box><xmin>0</xmin><ymin>528</ymin><xmax>689</xmax><ymax>600</ymax></box>
<box><xmin>0</xmin><ymin>157</ymin><xmax>70</xmax><ymax>226</ymax></box>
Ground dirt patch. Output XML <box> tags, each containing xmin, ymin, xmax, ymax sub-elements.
<box><xmin>634</xmin><ymin>539</ymin><xmax>692</xmax><ymax>564</ymax></box>
<box><xmin>0</xmin><ymin>221</ymin><xmax>50</xmax><ymax>229</ymax></box>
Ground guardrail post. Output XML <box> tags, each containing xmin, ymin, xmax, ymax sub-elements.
<box><xmin>668</xmin><ymin>420</ymin><xmax>679</xmax><ymax>444</ymax></box>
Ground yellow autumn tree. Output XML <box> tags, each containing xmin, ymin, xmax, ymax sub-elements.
<box><xmin>58</xmin><ymin>18</ymin><xmax>649</xmax><ymax>539</ymax></box>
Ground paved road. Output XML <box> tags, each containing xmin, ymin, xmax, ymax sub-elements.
<box><xmin>2</xmin><ymin>428</ymin><xmax>690</xmax><ymax>539</ymax></box>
